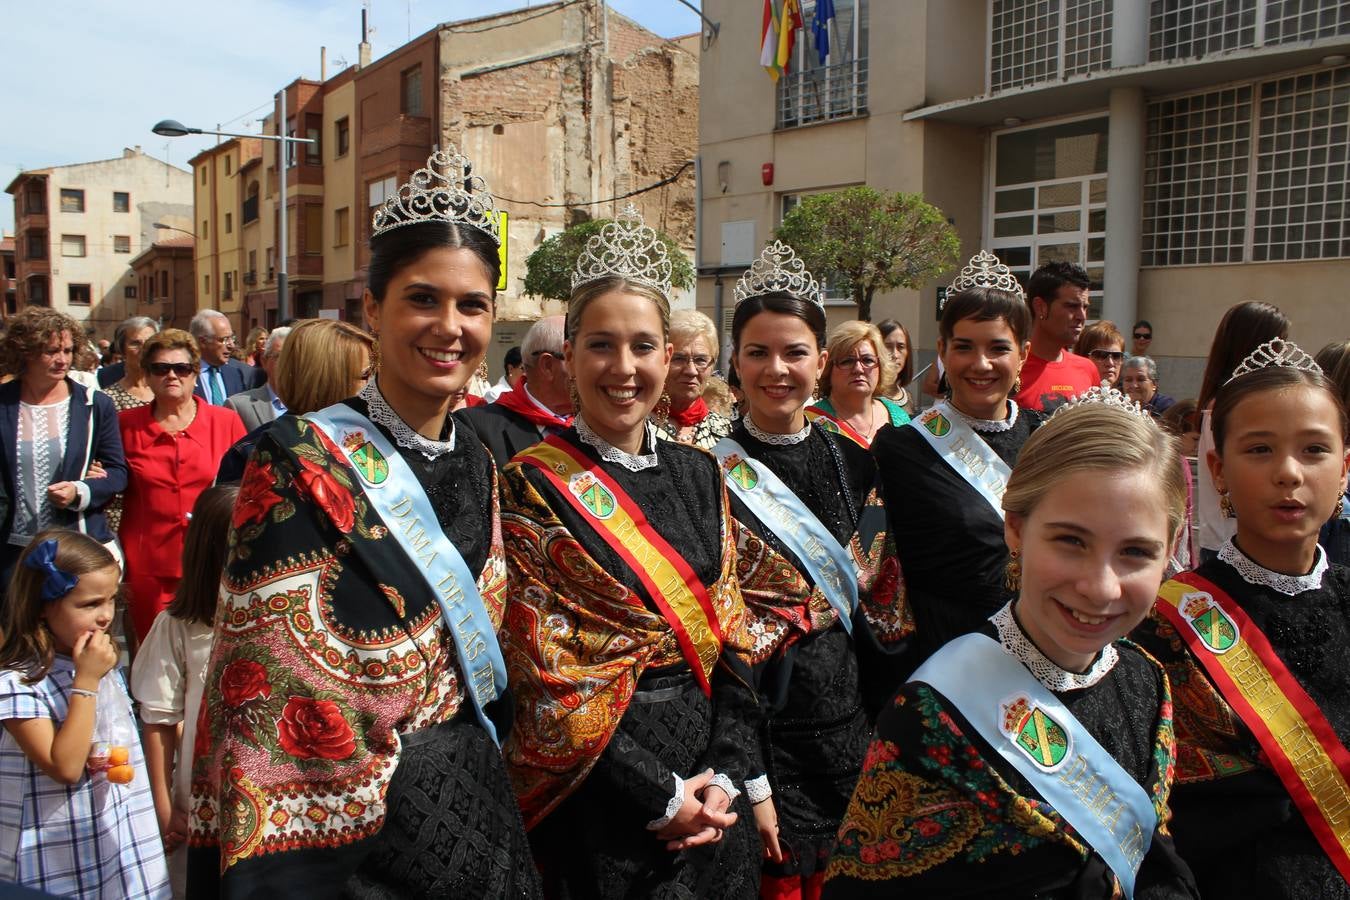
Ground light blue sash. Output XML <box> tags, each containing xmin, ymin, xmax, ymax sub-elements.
<box><xmin>908</xmin><ymin>401</ymin><xmax>1011</xmax><ymax>520</ymax></box>
<box><xmin>712</xmin><ymin>437</ymin><xmax>859</xmax><ymax>633</ymax></box>
<box><xmin>911</xmin><ymin>632</ymin><xmax>1156</xmax><ymax>897</ymax></box>
<box><xmin>305</xmin><ymin>403</ymin><xmax>506</xmax><ymax>746</ymax></box>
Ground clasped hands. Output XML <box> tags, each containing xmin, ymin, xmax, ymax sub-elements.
<box><xmin>654</xmin><ymin>768</ymin><xmax>738</xmax><ymax>852</ymax></box>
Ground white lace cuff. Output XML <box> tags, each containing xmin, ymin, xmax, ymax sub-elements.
<box><xmin>708</xmin><ymin>773</ymin><xmax>741</xmax><ymax>803</ymax></box>
<box><xmin>645</xmin><ymin>773</ymin><xmax>685</xmax><ymax>831</ymax></box>
<box><xmin>745</xmin><ymin>774</ymin><xmax>772</xmax><ymax>804</ymax></box>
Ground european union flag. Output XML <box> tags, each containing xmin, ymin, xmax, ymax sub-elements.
<box><xmin>812</xmin><ymin>0</ymin><xmax>836</xmax><ymax>66</ymax></box>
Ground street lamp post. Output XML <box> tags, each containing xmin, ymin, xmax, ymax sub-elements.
<box><xmin>153</xmin><ymin>104</ymin><xmax>314</xmax><ymax>324</ymax></box>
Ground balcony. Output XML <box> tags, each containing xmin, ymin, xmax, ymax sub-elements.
<box><xmin>242</xmin><ymin>195</ymin><xmax>259</xmax><ymax>225</ymax></box>
<box><xmin>243</xmin><ymin>271</ymin><xmax>257</xmax><ymax>286</ymax></box>
<box><xmin>777</xmin><ymin>58</ymin><xmax>869</xmax><ymax>129</ymax></box>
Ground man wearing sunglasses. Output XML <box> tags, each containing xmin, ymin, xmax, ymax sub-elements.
<box><xmin>188</xmin><ymin>310</ymin><xmax>264</xmax><ymax>406</ymax></box>
<box><xmin>460</xmin><ymin>316</ymin><xmax>573</xmax><ymax>468</ymax></box>
<box><xmin>1131</xmin><ymin>320</ymin><xmax>1153</xmax><ymax>358</ymax></box>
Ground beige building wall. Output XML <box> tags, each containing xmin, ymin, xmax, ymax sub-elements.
<box><xmin>323</xmin><ymin>79</ymin><xmax>357</xmax><ymax>289</ymax></box>
<box><xmin>42</xmin><ymin>149</ymin><xmax>192</xmax><ymax>333</ymax></box>
<box><xmin>191</xmin><ymin>140</ymin><xmax>249</xmax><ymax>320</ymax></box>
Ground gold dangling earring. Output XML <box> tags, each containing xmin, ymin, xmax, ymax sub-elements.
<box><xmin>370</xmin><ymin>331</ymin><xmax>381</xmax><ymax>372</ymax></box>
<box><xmin>1005</xmin><ymin>548</ymin><xmax>1022</xmax><ymax>593</ymax></box>
<box><xmin>568</xmin><ymin>378</ymin><xmax>582</xmax><ymax>416</ymax></box>
<box><xmin>1220</xmin><ymin>491</ymin><xmax>1236</xmax><ymax>519</ymax></box>
<box><xmin>653</xmin><ymin>391</ymin><xmax>672</xmax><ymax>424</ymax></box>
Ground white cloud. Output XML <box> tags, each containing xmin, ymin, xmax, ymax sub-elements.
<box><xmin>2</xmin><ymin>0</ymin><xmax>701</xmax><ymax>233</ymax></box>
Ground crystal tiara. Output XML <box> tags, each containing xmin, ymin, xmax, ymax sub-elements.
<box><xmin>570</xmin><ymin>203</ymin><xmax>673</xmax><ymax>296</ymax></box>
<box><xmin>942</xmin><ymin>250</ymin><xmax>1025</xmax><ymax>311</ymax></box>
<box><xmin>733</xmin><ymin>240</ymin><xmax>823</xmax><ymax>309</ymax></box>
<box><xmin>1052</xmin><ymin>381</ymin><xmax>1151</xmax><ymax>421</ymax></box>
<box><xmin>371</xmin><ymin>147</ymin><xmax>501</xmax><ymax>245</ymax></box>
<box><xmin>1225</xmin><ymin>338</ymin><xmax>1322</xmax><ymax>385</ymax></box>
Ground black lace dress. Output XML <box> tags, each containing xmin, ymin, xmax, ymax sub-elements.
<box><xmin>825</xmin><ymin>609</ymin><xmax>1199</xmax><ymax>899</ymax></box>
<box><xmin>1133</xmin><ymin>546</ymin><xmax>1350</xmax><ymax>898</ymax></box>
<box><xmin>870</xmin><ymin>407</ymin><xmax>1042</xmax><ymax>688</ymax></box>
<box><xmin>726</xmin><ymin>422</ymin><xmax>884</xmax><ymax>883</ymax></box>
<box><xmin>188</xmin><ymin>395</ymin><xmax>540</xmax><ymax>899</ymax></box>
<box><xmin>501</xmin><ymin>428</ymin><xmax>760</xmax><ymax>899</ymax></box>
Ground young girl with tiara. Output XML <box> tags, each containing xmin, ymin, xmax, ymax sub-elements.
<box><xmin>826</xmin><ymin>391</ymin><xmax>1200</xmax><ymax>898</ymax></box>
<box><xmin>130</xmin><ymin>484</ymin><xmax>238</xmax><ymax>898</ymax></box>
<box><xmin>0</xmin><ymin>529</ymin><xmax>170</xmax><ymax>898</ymax></box>
<box><xmin>1135</xmin><ymin>339</ymin><xmax>1350</xmax><ymax>897</ymax></box>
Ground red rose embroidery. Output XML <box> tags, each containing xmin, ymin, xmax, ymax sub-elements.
<box><xmin>294</xmin><ymin>457</ymin><xmax>356</xmax><ymax>533</ymax></box>
<box><xmin>276</xmin><ymin>697</ymin><xmax>357</xmax><ymax>761</ymax></box>
<box><xmin>192</xmin><ymin>696</ymin><xmax>213</xmax><ymax>761</ymax></box>
<box><xmin>219</xmin><ymin>659</ymin><xmax>272</xmax><ymax>708</ymax></box>
<box><xmin>233</xmin><ymin>462</ymin><xmax>284</xmax><ymax>529</ymax></box>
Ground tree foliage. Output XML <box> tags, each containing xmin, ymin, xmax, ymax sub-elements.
<box><xmin>523</xmin><ymin>217</ymin><xmax>696</xmax><ymax>301</ymax></box>
<box><xmin>775</xmin><ymin>187</ymin><xmax>961</xmax><ymax>321</ymax></box>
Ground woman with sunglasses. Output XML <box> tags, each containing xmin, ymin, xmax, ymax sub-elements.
<box><xmin>1074</xmin><ymin>320</ymin><xmax>1126</xmax><ymax>388</ymax></box>
<box><xmin>807</xmin><ymin>322</ymin><xmax>910</xmax><ymax>449</ymax></box>
<box><xmin>118</xmin><ymin>328</ymin><xmax>245</xmax><ymax>640</ymax></box>
<box><xmin>655</xmin><ymin>309</ymin><xmax>732</xmax><ymax>449</ymax></box>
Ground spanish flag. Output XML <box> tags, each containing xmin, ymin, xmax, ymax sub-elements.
<box><xmin>777</xmin><ymin>0</ymin><xmax>803</xmax><ymax>76</ymax></box>
<box><xmin>761</xmin><ymin>0</ymin><xmax>781</xmax><ymax>81</ymax></box>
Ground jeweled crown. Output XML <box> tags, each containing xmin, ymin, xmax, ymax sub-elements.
<box><xmin>571</xmin><ymin>203</ymin><xmax>673</xmax><ymax>296</ymax></box>
<box><xmin>371</xmin><ymin>148</ymin><xmax>501</xmax><ymax>245</ymax></box>
<box><xmin>1225</xmin><ymin>338</ymin><xmax>1322</xmax><ymax>385</ymax></box>
<box><xmin>1052</xmin><ymin>380</ymin><xmax>1151</xmax><ymax>421</ymax></box>
<box><xmin>733</xmin><ymin>240</ymin><xmax>823</xmax><ymax>309</ymax></box>
<box><xmin>943</xmin><ymin>250</ymin><xmax>1025</xmax><ymax>310</ymax></box>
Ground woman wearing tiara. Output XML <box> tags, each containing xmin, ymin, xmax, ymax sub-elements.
<box><xmin>188</xmin><ymin>150</ymin><xmax>539</xmax><ymax>898</ymax></box>
<box><xmin>826</xmin><ymin>396</ymin><xmax>1200</xmax><ymax>899</ymax></box>
<box><xmin>868</xmin><ymin>251</ymin><xmax>1044</xmax><ymax>690</ymax></box>
<box><xmin>1133</xmin><ymin>339</ymin><xmax>1350</xmax><ymax>898</ymax></box>
<box><xmin>500</xmin><ymin>205</ymin><xmax>760</xmax><ymax>898</ymax></box>
<box><xmin>716</xmin><ymin>242</ymin><xmax>906</xmax><ymax>898</ymax></box>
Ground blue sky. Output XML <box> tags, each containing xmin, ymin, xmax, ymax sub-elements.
<box><xmin>2</xmin><ymin>0</ymin><xmax>703</xmax><ymax>234</ymax></box>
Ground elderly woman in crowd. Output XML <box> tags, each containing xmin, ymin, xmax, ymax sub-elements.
<box><xmin>118</xmin><ymin>328</ymin><xmax>245</xmax><ymax>640</ymax></box>
<box><xmin>1074</xmin><ymin>319</ymin><xmax>1126</xmax><ymax>388</ymax></box>
<box><xmin>0</xmin><ymin>306</ymin><xmax>127</xmax><ymax>580</ymax></box>
<box><xmin>1121</xmin><ymin>355</ymin><xmax>1175</xmax><ymax>417</ymax></box>
<box><xmin>807</xmin><ymin>320</ymin><xmax>910</xmax><ymax>448</ymax></box>
<box><xmin>104</xmin><ymin>316</ymin><xmax>158</xmax><ymax>413</ymax></box>
<box><xmin>877</xmin><ymin>318</ymin><xmax>918</xmax><ymax>416</ymax></box>
<box><xmin>655</xmin><ymin>308</ymin><xmax>732</xmax><ymax>448</ymax></box>
<box><xmin>216</xmin><ymin>318</ymin><xmax>374</xmax><ymax>483</ymax></box>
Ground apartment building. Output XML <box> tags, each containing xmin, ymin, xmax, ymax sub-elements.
<box><xmin>698</xmin><ymin>0</ymin><xmax>1350</xmax><ymax>392</ymax></box>
<box><xmin>5</xmin><ymin>148</ymin><xmax>192</xmax><ymax>334</ymax></box>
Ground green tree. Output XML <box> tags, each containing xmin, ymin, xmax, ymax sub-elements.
<box><xmin>775</xmin><ymin>186</ymin><xmax>961</xmax><ymax>322</ymax></box>
<box><xmin>524</xmin><ymin>217</ymin><xmax>696</xmax><ymax>301</ymax></box>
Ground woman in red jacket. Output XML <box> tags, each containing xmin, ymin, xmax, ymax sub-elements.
<box><xmin>119</xmin><ymin>328</ymin><xmax>244</xmax><ymax>640</ymax></box>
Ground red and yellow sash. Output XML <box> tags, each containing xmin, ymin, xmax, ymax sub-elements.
<box><xmin>1157</xmin><ymin>572</ymin><xmax>1350</xmax><ymax>881</ymax></box>
<box><xmin>805</xmin><ymin>404</ymin><xmax>869</xmax><ymax>448</ymax></box>
<box><xmin>517</xmin><ymin>435</ymin><xmax>724</xmax><ymax>694</ymax></box>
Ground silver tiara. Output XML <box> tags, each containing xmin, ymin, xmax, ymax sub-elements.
<box><xmin>1225</xmin><ymin>338</ymin><xmax>1322</xmax><ymax>385</ymax></box>
<box><xmin>571</xmin><ymin>203</ymin><xmax>672</xmax><ymax>296</ymax></box>
<box><xmin>371</xmin><ymin>148</ymin><xmax>501</xmax><ymax>245</ymax></box>
<box><xmin>733</xmin><ymin>240</ymin><xmax>823</xmax><ymax>309</ymax></box>
<box><xmin>1052</xmin><ymin>380</ymin><xmax>1151</xmax><ymax>421</ymax></box>
<box><xmin>942</xmin><ymin>250</ymin><xmax>1025</xmax><ymax>310</ymax></box>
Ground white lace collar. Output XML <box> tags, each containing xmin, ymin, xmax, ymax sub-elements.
<box><xmin>743</xmin><ymin>413</ymin><xmax>811</xmax><ymax>446</ymax></box>
<box><xmin>360</xmin><ymin>379</ymin><xmax>456</xmax><ymax>461</ymax></box>
<box><xmin>992</xmin><ymin>602</ymin><xmax>1119</xmax><ymax>691</ymax></box>
<box><xmin>1219</xmin><ymin>538</ymin><xmax>1328</xmax><ymax>597</ymax></box>
<box><xmin>948</xmin><ymin>398</ymin><xmax>1019</xmax><ymax>433</ymax></box>
<box><xmin>575</xmin><ymin>415</ymin><xmax>659</xmax><ymax>472</ymax></box>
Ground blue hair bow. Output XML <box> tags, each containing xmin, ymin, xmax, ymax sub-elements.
<box><xmin>23</xmin><ymin>539</ymin><xmax>79</xmax><ymax>603</ymax></box>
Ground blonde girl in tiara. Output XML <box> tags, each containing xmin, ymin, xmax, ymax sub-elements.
<box><xmin>1135</xmin><ymin>339</ymin><xmax>1350</xmax><ymax>898</ymax></box>
<box><xmin>0</xmin><ymin>530</ymin><xmax>169</xmax><ymax>898</ymax></box>
<box><xmin>827</xmin><ymin>392</ymin><xmax>1200</xmax><ymax>898</ymax></box>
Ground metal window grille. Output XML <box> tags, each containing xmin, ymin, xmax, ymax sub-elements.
<box><xmin>1264</xmin><ymin>0</ymin><xmax>1350</xmax><ymax>43</ymax></box>
<box><xmin>989</xmin><ymin>0</ymin><xmax>1111</xmax><ymax>91</ymax></box>
<box><xmin>776</xmin><ymin>0</ymin><xmax>868</xmax><ymax>129</ymax></box>
<box><xmin>1149</xmin><ymin>0</ymin><xmax>1257</xmax><ymax>61</ymax></box>
<box><xmin>1253</xmin><ymin>67</ymin><xmax>1350</xmax><ymax>261</ymax></box>
<box><xmin>1143</xmin><ymin>86</ymin><xmax>1253</xmax><ymax>266</ymax></box>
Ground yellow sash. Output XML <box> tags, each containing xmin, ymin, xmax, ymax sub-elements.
<box><xmin>1157</xmin><ymin>574</ymin><xmax>1350</xmax><ymax>880</ymax></box>
<box><xmin>517</xmin><ymin>437</ymin><xmax>723</xmax><ymax>693</ymax></box>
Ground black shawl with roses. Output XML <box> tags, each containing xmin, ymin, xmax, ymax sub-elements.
<box><xmin>186</xmin><ymin>404</ymin><xmax>512</xmax><ymax>895</ymax></box>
